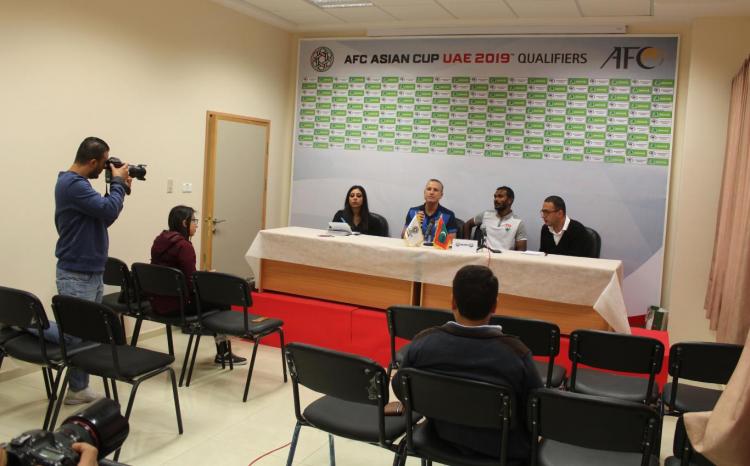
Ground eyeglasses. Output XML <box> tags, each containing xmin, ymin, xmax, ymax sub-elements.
<box><xmin>191</xmin><ymin>218</ymin><xmax>199</xmax><ymax>224</ymax></box>
<box><xmin>540</xmin><ymin>209</ymin><xmax>560</xmax><ymax>215</ymax></box>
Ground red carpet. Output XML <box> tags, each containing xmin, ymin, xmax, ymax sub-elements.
<box><xmin>242</xmin><ymin>291</ymin><xmax>669</xmax><ymax>388</ymax></box>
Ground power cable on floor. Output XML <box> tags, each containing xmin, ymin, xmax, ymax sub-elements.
<box><xmin>248</xmin><ymin>441</ymin><xmax>291</xmax><ymax>465</ymax></box>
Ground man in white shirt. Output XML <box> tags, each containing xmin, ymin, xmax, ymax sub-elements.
<box><xmin>539</xmin><ymin>195</ymin><xmax>592</xmax><ymax>257</ymax></box>
<box><xmin>463</xmin><ymin>186</ymin><xmax>527</xmax><ymax>251</ymax></box>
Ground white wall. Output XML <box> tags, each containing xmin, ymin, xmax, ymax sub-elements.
<box><xmin>660</xmin><ymin>17</ymin><xmax>750</xmax><ymax>342</ymax></box>
<box><xmin>0</xmin><ymin>0</ymin><xmax>293</xmax><ymax>311</ymax></box>
<box><xmin>1</xmin><ymin>0</ymin><xmax>748</xmax><ymax>347</ymax></box>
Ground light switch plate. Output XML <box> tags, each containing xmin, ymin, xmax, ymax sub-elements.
<box><xmin>182</xmin><ymin>182</ymin><xmax>192</xmax><ymax>193</ymax></box>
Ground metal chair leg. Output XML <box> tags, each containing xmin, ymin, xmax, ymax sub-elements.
<box><xmin>286</xmin><ymin>421</ymin><xmax>302</xmax><ymax>466</ymax></box>
<box><xmin>48</xmin><ymin>369</ymin><xmax>71</xmax><ymax>430</ymax></box>
<box><xmin>103</xmin><ymin>377</ymin><xmax>111</xmax><ymax>399</ymax></box>
<box><xmin>42</xmin><ymin>368</ymin><xmax>52</xmax><ymax>399</ymax></box>
<box><xmin>114</xmin><ymin>378</ymin><xmax>143</xmax><ymax>462</ymax></box>
<box><xmin>43</xmin><ymin>367</ymin><xmax>64</xmax><ymax>430</ymax></box>
<box><xmin>185</xmin><ymin>334</ymin><xmax>202</xmax><ymax>387</ymax></box>
<box><xmin>168</xmin><ymin>368</ymin><xmax>183</xmax><ymax>434</ymax></box>
<box><xmin>166</xmin><ymin>325</ymin><xmax>174</xmax><ymax>357</ymax></box>
<box><xmin>242</xmin><ymin>339</ymin><xmax>260</xmax><ymax>402</ymax></box>
<box><xmin>130</xmin><ymin>317</ymin><xmax>143</xmax><ymax>347</ymax></box>
<box><xmin>328</xmin><ymin>434</ymin><xmax>336</xmax><ymax>466</ymax></box>
<box><xmin>178</xmin><ymin>333</ymin><xmax>195</xmax><ymax>387</ymax></box>
<box><xmin>279</xmin><ymin>329</ymin><xmax>288</xmax><ymax>383</ymax></box>
<box><xmin>111</xmin><ymin>379</ymin><xmax>119</xmax><ymax>405</ymax></box>
<box><xmin>227</xmin><ymin>340</ymin><xmax>234</xmax><ymax>371</ymax></box>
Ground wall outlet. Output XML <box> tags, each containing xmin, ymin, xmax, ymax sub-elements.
<box><xmin>181</xmin><ymin>182</ymin><xmax>192</xmax><ymax>193</ymax></box>
<box><xmin>166</xmin><ymin>178</ymin><xmax>173</xmax><ymax>193</ymax></box>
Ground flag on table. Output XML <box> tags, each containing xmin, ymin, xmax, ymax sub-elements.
<box><xmin>403</xmin><ymin>212</ymin><xmax>424</xmax><ymax>247</ymax></box>
<box><xmin>433</xmin><ymin>215</ymin><xmax>450</xmax><ymax>250</ymax></box>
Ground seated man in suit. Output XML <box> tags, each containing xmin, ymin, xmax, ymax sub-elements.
<box><xmin>463</xmin><ymin>186</ymin><xmax>528</xmax><ymax>251</ymax></box>
<box><xmin>393</xmin><ymin>265</ymin><xmax>543</xmax><ymax>463</ymax></box>
<box><xmin>402</xmin><ymin>178</ymin><xmax>458</xmax><ymax>243</ymax></box>
<box><xmin>539</xmin><ymin>195</ymin><xmax>592</xmax><ymax>257</ymax></box>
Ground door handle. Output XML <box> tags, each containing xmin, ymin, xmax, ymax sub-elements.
<box><xmin>210</xmin><ymin>218</ymin><xmax>226</xmax><ymax>233</ymax></box>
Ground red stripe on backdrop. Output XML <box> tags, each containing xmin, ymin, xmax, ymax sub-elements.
<box><xmin>238</xmin><ymin>292</ymin><xmax>669</xmax><ymax>388</ymax></box>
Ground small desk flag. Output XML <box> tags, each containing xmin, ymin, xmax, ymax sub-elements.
<box><xmin>403</xmin><ymin>213</ymin><xmax>424</xmax><ymax>247</ymax></box>
<box><xmin>433</xmin><ymin>215</ymin><xmax>450</xmax><ymax>250</ymax></box>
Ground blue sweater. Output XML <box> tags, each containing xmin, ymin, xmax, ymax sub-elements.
<box><xmin>55</xmin><ymin>171</ymin><xmax>126</xmax><ymax>273</ymax></box>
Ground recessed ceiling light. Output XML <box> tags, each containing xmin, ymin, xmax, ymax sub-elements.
<box><xmin>307</xmin><ymin>0</ymin><xmax>374</xmax><ymax>8</ymax></box>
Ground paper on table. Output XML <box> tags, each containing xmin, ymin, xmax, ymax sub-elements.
<box><xmin>521</xmin><ymin>251</ymin><xmax>545</xmax><ymax>256</ymax></box>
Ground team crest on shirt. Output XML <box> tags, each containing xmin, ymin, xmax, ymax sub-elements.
<box><xmin>501</xmin><ymin>222</ymin><xmax>512</xmax><ymax>232</ymax></box>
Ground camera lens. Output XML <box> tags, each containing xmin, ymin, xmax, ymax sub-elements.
<box><xmin>129</xmin><ymin>165</ymin><xmax>147</xmax><ymax>181</ymax></box>
<box><xmin>58</xmin><ymin>398</ymin><xmax>129</xmax><ymax>458</ymax></box>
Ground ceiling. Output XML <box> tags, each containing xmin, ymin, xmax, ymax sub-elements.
<box><xmin>214</xmin><ymin>0</ymin><xmax>750</xmax><ymax>32</ymax></box>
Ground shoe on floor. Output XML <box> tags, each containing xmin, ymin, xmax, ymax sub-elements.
<box><xmin>64</xmin><ymin>387</ymin><xmax>100</xmax><ymax>406</ymax></box>
<box><xmin>214</xmin><ymin>352</ymin><xmax>247</xmax><ymax>366</ymax></box>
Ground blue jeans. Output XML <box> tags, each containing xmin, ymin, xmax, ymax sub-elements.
<box><xmin>48</xmin><ymin>266</ymin><xmax>104</xmax><ymax>391</ymax></box>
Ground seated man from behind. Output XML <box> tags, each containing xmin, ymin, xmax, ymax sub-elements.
<box><xmin>393</xmin><ymin>265</ymin><xmax>542</xmax><ymax>463</ymax></box>
<box><xmin>463</xmin><ymin>186</ymin><xmax>527</xmax><ymax>251</ymax></box>
<box><xmin>538</xmin><ymin>195</ymin><xmax>592</xmax><ymax>257</ymax></box>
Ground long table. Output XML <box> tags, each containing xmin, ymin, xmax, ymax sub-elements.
<box><xmin>246</xmin><ymin>227</ymin><xmax>630</xmax><ymax>334</ymax></box>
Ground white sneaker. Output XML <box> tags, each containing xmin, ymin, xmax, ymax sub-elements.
<box><xmin>64</xmin><ymin>387</ymin><xmax>100</xmax><ymax>406</ymax></box>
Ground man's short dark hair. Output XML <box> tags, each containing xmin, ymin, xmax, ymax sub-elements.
<box><xmin>427</xmin><ymin>178</ymin><xmax>444</xmax><ymax>192</ymax></box>
<box><xmin>544</xmin><ymin>195</ymin><xmax>566</xmax><ymax>214</ymax></box>
<box><xmin>496</xmin><ymin>186</ymin><xmax>515</xmax><ymax>200</ymax></box>
<box><xmin>75</xmin><ymin>137</ymin><xmax>110</xmax><ymax>164</ymax></box>
<box><xmin>452</xmin><ymin>265</ymin><xmax>499</xmax><ymax>320</ymax></box>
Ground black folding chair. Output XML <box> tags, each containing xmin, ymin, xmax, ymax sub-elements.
<box><xmin>664</xmin><ymin>415</ymin><xmax>715</xmax><ymax>466</ymax></box>
<box><xmin>662</xmin><ymin>341</ymin><xmax>742</xmax><ymax>415</ymax></box>
<box><xmin>130</xmin><ymin>262</ymin><xmax>202</xmax><ymax>384</ymax></box>
<box><xmin>284</xmin><ymin>343</ymin><xmax>412</xmax><ymax>466</ymax></box>
<box><xmin>528</xmin><ymin>389</ymin><xmax>660</xmax><ymax>466</ymax></box>
<box><xmin>386</xmin><ymin>305</ymin><xmax>453</xmax><ymax>378</ymax></box>
<box><xmin>397</xmin><ymin>367</ymin><xmax>516</xmax><ymax>466</ymax></box>
<box><xmin>101</xmin><ymin>257</ymin><xmax>148</xmax><ymax>340</ymax></box>
<box><xmin>489</xmin><ymin>315</ymin><xmax>566</xmax><ymax>388</ymax></box>
<box><xmin>0</xmin><ymin>286</ymin><xmax>65</xmax><ymax>430</ymax></box>
<box><xmin>568</xmin><ymin>329</ymin><xmax>664</xmax><ymax>404</ymax></box>
<box><xmin>185</xmin><ymin>271</ymin><xmax>286</xmax><ymax>401</ymax></box>
<box><xmin>49</xmin><ymin>295</ymin><xmax>182</xmax><ymax>461</ymax></box>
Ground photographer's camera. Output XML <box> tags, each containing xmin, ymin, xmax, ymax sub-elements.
<box><xmin>3</xmin><ymin>399</ymin><xmax>128</xmax><ymax>466</ymax></box>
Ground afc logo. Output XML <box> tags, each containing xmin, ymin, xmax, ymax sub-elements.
<box><xmin>600</xmin><ymin>46</ymin><xmax>665</xmax><ymax>69</ymax></box>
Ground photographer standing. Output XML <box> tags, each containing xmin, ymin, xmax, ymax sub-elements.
<box><xmin>51</xmin><ymin>136</ymin><xmax>132</xmax><ymax>405</ymax></box>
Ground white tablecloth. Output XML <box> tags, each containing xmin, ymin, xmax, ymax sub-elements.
<box><xmin>246</xmin><ymin>227</ymin><xmax>630</xmax><ymax>333</ymax></box>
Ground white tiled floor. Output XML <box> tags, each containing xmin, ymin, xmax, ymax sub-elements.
<box><xmin>0</xmin><ymin>330</ymin><xmax>677</xmax><ymax>465</ymax></box>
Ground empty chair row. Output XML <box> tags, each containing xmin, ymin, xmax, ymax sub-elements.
<box><xmin>386</xmin><ymin>305</ymin><xmax>743</xmax><ymax>411</ymax></box>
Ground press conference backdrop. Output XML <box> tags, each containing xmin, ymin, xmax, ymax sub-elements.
<box><xmin>290</xmin><ymin>36</ymin><xmax>679</xmax><ymax>317</ymax></box>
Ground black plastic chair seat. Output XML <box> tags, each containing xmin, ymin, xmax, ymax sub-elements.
<box><xmin>572</xmin><ymin>368</ymin><xmax>659</xmax><ymax>403</ymax></box>
<box><xmin>539</xmin><ymin>439</ymin><xmax>658</xmax><ymax>466</ymax></box>
<box><xmin>143</xmin><ymin>311</ymin><xmax>199</xmax><ymax>327</ymax></box>
<box><xmin>534</xmin><ymin>360</ymin><xmax>566</xmax><ymax>387</ymax></box>
<box><xmin>662</xmin><ymin>382</ymin><xmax>722</xmax><ymax>413</ymax></box>
<box><xmin>303</xmin><ymin>396</ymin><xmax>413</xmax><ymax>443</ymax></box>
<box><xmin>101</xmin><ymin>293</ymin><xmax>148</xmax><ymax>316</ymax></box>
<box><xmin>201</xmin><ymin>311</ymin><xmax>282</xmax><ymax>337</ymax></box>
<box><xmin>0</xmin><ymin>326</ymin><xmax>23</xmax><ymax>345</ymax></box>
<box><xmin>4</xmin><ymin>334</ymin><xmax>63</xmax><ymax>363</ymax></box>
<box><xmin>70</xmin><ymin>345</ymin><xmax>175</xmax><ymax>379</ymax></box>
<box><xmin>411</xmin><ymin>421</ymin><xmax>523</xmax><ymax>466</ymax></box>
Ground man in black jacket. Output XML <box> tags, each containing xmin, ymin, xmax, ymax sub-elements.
<box><xmin>539</xmin><ymin>195</ymin><xmax>592</xmax><ymax>257</ymax></box>
<box><xmin>392</xmin><ymin>265</ymin><xmax>542</xmax><ymax>463</ymax></box>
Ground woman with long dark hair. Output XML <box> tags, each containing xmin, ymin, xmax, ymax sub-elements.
<box><xmin>331</xmin><ymin>185</ymin><xmax>387</xmax><ymax>236</ymax></box>
<box><xmin>150</xmin><ymin>205</ymin><xmax>246</xmax><ymax>365</ymax></box>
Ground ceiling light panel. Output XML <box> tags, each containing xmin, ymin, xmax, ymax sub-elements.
<box><xmin>439</xmin><ymin>1</ymin><xmax>516</xmax><ymax>19</ymax></box>
<box><xmin>378</xmin><ymin>4</ymin><xmax>455</xmax><ymax>20</ymax></box>
<box><xmin>505</xmin><ymin>0</ymin><xmax>582</xmax><ymax>18</ymax></box>
<box><xmin>324</xmin><ymin>5</ymin><xmax>394</xmax><ymax>21</ymax></box>
<box><xmin>308</xmin><ymin>0</ymin><xmax>374</xmax><ymax>8</ymax></box>
<box><xmin>577</xmin><ymin>0</ymin><xmax>651</xmax><ymax>17</ymax></box>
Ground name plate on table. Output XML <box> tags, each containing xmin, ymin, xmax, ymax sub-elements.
<box><xmin>452</xmin><ymin>239</ymin><xmax>478</xmax><ymax>251</ymax></box>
